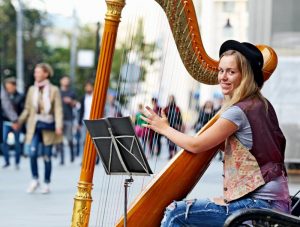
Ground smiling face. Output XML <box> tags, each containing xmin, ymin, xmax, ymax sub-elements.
<box><xmin>218</xmin><ymin>55</ymin><xmax>242</xmax><ymax>97</ymax></box>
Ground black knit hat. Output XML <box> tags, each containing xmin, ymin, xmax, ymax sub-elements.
<box><xmin>219</xmin><ymin>40</ymin><xmax>264</xmax><ymax>87</ymax></box>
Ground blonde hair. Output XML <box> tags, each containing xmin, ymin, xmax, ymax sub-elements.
<box><xmin>35</xmin><ymin>63</ymin><xmax>54</xmax><ymax>78</ymax></box>
<box><xmin>219</xmin><ymin>50</ymin><xmax>267</xmax><ymax>112</ymax></box>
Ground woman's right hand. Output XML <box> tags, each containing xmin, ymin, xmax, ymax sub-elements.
<box><xmin>141</xmin><ymin>106</ymin><xmax>169</xmax><ymax>135</ymax></box>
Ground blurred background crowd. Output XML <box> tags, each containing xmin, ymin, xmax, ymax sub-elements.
<box><xmin>1</xmin><ymin>0</ymin><xmax>300</xmax><ymax>195</ymax></box>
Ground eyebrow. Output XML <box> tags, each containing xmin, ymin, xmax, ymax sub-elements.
<box><xmin>218</xmin><ymin>67</ymin><xmax>239</xmax><ymax>70</ymax></box>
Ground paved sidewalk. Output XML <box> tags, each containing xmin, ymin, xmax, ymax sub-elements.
<box><xmin>0</xmin><ymin>150</ymin><xmax>220</xmax><ymax>227</ymax></box>
<box><xmin>1</xmin><ymin>148</ymin><xmax>300</xmax><ymax>227</ymax></box>
<box><xmin>1</xmin><ymin>157</ymin><xmax>81</xmax><ymax>227</ymax></box>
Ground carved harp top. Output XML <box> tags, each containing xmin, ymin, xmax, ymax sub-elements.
<box><xmin>155</xmin><ymin>0</ymin><xmax>278</xmax><ymax>84</ymax></box>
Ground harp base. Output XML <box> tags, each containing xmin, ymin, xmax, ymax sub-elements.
<box><xmin>71</xmin><ymin>181</ymin><xmax>93</xmax><ymax>227</ymax></box>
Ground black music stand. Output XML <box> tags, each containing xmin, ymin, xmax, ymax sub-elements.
<box><xmin>84</xmin><ymin>116</ymin><xmax>152</xmax><ymax>227</ymax></box>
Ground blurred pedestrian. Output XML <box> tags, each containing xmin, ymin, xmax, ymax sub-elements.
<box><xmin>17</xmin><ymin>63</ymin><xmax>63</xmax><ymax>194</ymax></box>
<box><xmin>104</xmin><ymin>89</ymin><xmax>122</xmax><ymax>117</ymax></box>
<box><xmin>74</xmin><ymin>102</ymin><xmax>81</xmax><ymax>157</ymax></box>
<box><xmin>148</xmin><ymin>97</ymin><xmax>162</xmax><ymax>157</ymax></box>
<box><xmin>55</xmin><ymin>76</ymin><xmax>77</xmax><ymax>165</ymax></box>
<box><xmin>134</xmin><ymin>103</ymin><xmax>147</xmax><ymax>139</ymax></box>
<box><xmin>78</xmin><ymin>80</ymin><xmax>94</xmax><ymax>157</ymax></box>
<box><xmin>193</xmin><ymin>100</ymin><xmax>215</xmax><ymax>132</ymax></box>
<box><xmin>133</xmin><ymin>103</ymin><xmax>147</xmax><ymax>153</ymax></box>
<box><xmin>1</xmin><ymin>84</ymin><xmax>18</xmax><ymax>152</ymax></box>
<box><xmin>1</xmin><ymin>77</ymin><xmax>25</xmax><ymax>169</ymax></box>
<box><xmin>164</xmin><ymin>95</ymin><xmax>183</xmax><ymax>159</ymax></box>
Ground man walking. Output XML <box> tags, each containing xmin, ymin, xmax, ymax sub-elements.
<box><xmin>1</xmin><ymin>77</ymin><xmax>24</xmax><ymax>169</ymax></box>
<box><xmin>56</xmin><ymin>76</ymin><xmax>77</xmax><ymax>164</ymax></box>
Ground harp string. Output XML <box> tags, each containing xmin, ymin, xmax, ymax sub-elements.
<box><xmin>94</xmin><ymin>169</ymin><xmax>106</xmax><ymax>226</ymax></box>
<box><xmin>93</xmin><ymin>9</ymin><xmax>140</xmax><ymax>227</ymax></box>
<box><xmin>125</xmin><ymin>3</ymin><xmax>174</xmax><ymax>181</ymax></box>
<box><xmin>92</xmin><ymin>0</ymin><xmax>217</xmax><ymax>225</ymax></box>
<box><xmin>162</xmin><ymin>5</ymin><xmax>193</xmax><ymax>153</ymax></box>
<box><xmin>101</xmin><ymin>175</ymin><xmax>111</xmax><ymax>226</ymax></box>
<box><xmin>111</xmin><ymin>13</ymin><xmax>142</xmax><ymax>221</ymax></box>
<box><xmin>124</xmin><ymin>0</ymin><xmax>198</xmax><ymax>213</ymax></box>
<box><xmin>106</xmin><ymin>13</ymin><xmax>141</xmax><ymax>227</ymax></box>
<box><xmin>111</xmin><ymin>30</ymin><xmax>139</xmax><ymax>224</ymax></box>
<box><xmin>138</xmin><ymin>1</ymin><xmax>195</xmax><ymax>209</ymax></box>
<box><xmin>136</xmin><ymin>0</ymin><xmax>189</xmax><ymax>167</ymax></box>
<box><xmin>159</xmin><ymin>36</ymin><xmax>187</xmax><ymax>161</ymax></box>
<box><xmin>91</xmin><ymin>3</ymin><xmax>168</xmax><ymax>226</ymax></box>
<box><xmin>116</xmin><ymin>11</ymin><xmax>140</xmax><ymax>114</ymax></box>
<box><xmin>143</xmin><ymin>30</ymin><xmax>172</xmax><ymax>176</ymax></box>
<box><xmin>168</xmin><ymin>0</ymin><xmax>201</xmax><ymax>142</ymax></box>
<box><xmin>147</xmin><ymin>0</ymin><xmax>184</xmax><ymax>167</ymax></box>
<box><xmin>130</xmin><ymin>6</ymin><xmax>168</xmax><ymax>191</ymax></box>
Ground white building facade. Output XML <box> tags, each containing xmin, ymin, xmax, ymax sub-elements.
<box><xmin>197</xmin><ymin>0</ymin><xmax>249</xmax><ymax>105</ymax></box>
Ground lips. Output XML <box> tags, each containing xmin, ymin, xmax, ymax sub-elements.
<box><xmin>220</xmin><ymin>82</ymin><xmax>231</xmax><ymax>89</ymax></box>
<box><xmin>219</xmin><ymin>82</ymin><xmax>233</xmax><ymax>96</ymax></box>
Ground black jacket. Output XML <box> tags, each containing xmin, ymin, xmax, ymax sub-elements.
<box><xmin>1</xmin><ymin>91</ymin><xmax>25</xmax><ymax>122</ymax></box>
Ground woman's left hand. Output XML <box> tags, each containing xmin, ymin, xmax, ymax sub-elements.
<box><xmin>141</xmin><ymin>106</ymin><xmax>169</xmax><ymax>135</ymax></box>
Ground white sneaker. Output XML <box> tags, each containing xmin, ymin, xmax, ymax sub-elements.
<box><xmin>40</xmin><ymin>183</ymin><xmax>50</xmax><ymax>194</ymax></box>
<box><xmin>26</xmin><ymin>180</ymin><xmax>40</xmax><ymax>193</ymax></box>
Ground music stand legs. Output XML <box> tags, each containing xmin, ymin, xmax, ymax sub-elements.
<box><xmin>124</xmin><ymin>176</ymin><xmax>134</xmax><ymax>227</ymax></box>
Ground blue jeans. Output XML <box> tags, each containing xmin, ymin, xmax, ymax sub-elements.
<box><xmin>29</xmin><ymin>129</ymin><xmax>53</xmax><ymax>183</ymax></box>
<box><xmin>2</xmin><ymin>121</ymin><xmax>22</xmax><ymax>165</ymax></box>
<box><xmin>161</xmin><ymin>198</ymin><xmax>272</xmax><ymax>227</ymax></box>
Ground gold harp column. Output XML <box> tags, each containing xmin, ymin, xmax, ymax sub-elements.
<box><xmin>71</xmin><ymin>1</ymin><xmax>125</xmax><ymax>227</ymax></box>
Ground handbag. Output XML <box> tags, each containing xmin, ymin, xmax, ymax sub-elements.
<box><xmin>36</xmin><ymin>121</ymin><xmax>55</xmax><ymax>131</ymax></box>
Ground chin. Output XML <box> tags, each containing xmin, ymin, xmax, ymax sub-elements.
<box><xmin>221</xmin><ymin>90</ymin><xmax>230</xmax><ymax>96</ymax></box>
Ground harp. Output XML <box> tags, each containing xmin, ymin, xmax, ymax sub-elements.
<box><xmin>71</xmin><ymin>0</ymin><xmax>278</xmax><ymax>227</ymax></box>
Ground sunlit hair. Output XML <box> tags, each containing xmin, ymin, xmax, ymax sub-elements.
<box><xmin>35</xmin><ymin>63</ymin><xmax>54</xmax><ymax>78</ymax></box>
<box><xmin>219</xmin><ymin>50</ymin><xmax>267</xmax><ymax>112</ymax></box>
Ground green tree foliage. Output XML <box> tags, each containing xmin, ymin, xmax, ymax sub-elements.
<box><xmin>0</xmin><ymin>1</ymin><xmax>158</xmax><ymax>105</ymax></box>
<box><xmin>0</xmin><ymin>0</ymin><xmax>17</xmax><ymax>81</ymax></box>
<box><xmin>0</xmin><ymin>0</ymin><xmax>70</xmax><ymax>90</ymax></box>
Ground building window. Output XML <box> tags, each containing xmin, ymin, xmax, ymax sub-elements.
<box><xmin>223</xmin><ymin>1</ymin><xmax>235</xmax><ymax>13</ymax></box>
<box><xmin>223</xmin><ymin>18</ymin><xmax>234</xmax><ymax>38</ymax></box>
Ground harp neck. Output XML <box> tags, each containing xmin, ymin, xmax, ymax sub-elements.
<box><xmin>156</xmin><ymin>0</ymin><xmax>219</xmax><ymax>84</ymax></box>
<box><xmin>155</xmin><ymin>0</ymin><xmax>278</xmax><ymax>84</ymax></box>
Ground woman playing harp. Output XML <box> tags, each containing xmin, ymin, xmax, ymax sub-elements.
<box><xmin>142</xmin><ymin>40</ymin><xmax>291</xmax><ymax>226</ymax></box>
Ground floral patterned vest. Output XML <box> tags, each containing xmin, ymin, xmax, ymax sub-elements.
<box><xmin>223</xmin><ymin>98</ymin><xmax>286</xmax><ymax>203</ymax></box>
